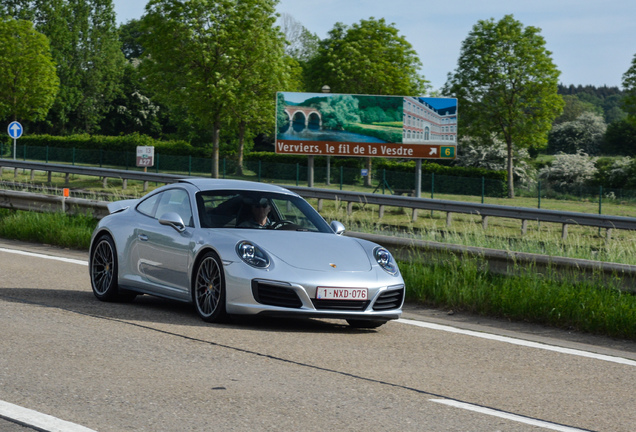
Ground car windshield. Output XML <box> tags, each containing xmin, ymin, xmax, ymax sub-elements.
<box><xmin>196</xmin><ymin>190</ymin><xmax>332</xmax><ymax>232</ymax></box>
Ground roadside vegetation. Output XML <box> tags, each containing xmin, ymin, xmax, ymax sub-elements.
<box><xmin>400</xmin><ymin>255</ymin><xmax>636</xmax><ymax>341</ymax></box>
<box><xmin>2</xmin><ymin>177</ymin><xmax>636</xmax><ymax>341</ymax></box>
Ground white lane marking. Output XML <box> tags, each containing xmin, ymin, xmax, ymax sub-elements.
<box><xmin>398</xmin><ymin>318</ymin><xmax>636</xmax><ymax>367</ymax></box>
<box><xmin>430</xmin><ymin>399</ymin><xmax>588</xmax><ymax>432</ymax></box>
<box><xmin>0</xmin><ymin>247</ymin><xmax>87</xmax><ymax>266</ymax></box>
<box><xmin>0</xmin><ymin>400</ymin><xmax>97</xmax><ymax>432</ymax></box>
<box><xmin>2</xmin><ymin>246</ymin><xmax>634</xmax><ymax>368</ymax></box>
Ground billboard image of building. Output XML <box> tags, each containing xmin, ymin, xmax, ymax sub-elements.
<box><xmin>276</xmin><ymin>92</ymin><xmax>457</xmax><ymax>159</ymax></box>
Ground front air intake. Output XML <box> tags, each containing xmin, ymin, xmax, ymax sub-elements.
<box><xmin>252</xmin><ymin>280</ymin><xmax>303</xmax><ymax>308</ymax></box>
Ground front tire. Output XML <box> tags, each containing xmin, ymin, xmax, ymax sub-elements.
<box><xmin>90</xmin><ymin>235</ymin><xmax>136</xmax><ymax>302</ymax></box>
<box><xmin>193</xmin><ymin>251</ymin><xmax>227</xmax><ymax>323</ymax></box>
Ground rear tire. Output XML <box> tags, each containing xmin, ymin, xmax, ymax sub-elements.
<box><xmin>346</xmin><ymin>319</ymin><xmax>387</xmax><ymax>329</ymax></box>
<box><xmin>90</xmin><ymin>235</ymin><xmax>136</xmax><ymax>302</ymax></box>
<box><xmin>193</xmin><ymin>251</ymin><xmax>227</xmax><ymax>323</ymax></box>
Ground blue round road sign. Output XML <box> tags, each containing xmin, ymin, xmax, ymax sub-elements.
<box><xmin>8</xmin><ymin>121</ymin><xmax>23</xmax><ymax>139</ymax></box>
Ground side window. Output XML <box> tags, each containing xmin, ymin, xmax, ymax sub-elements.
<box><xmin>136</xmin><ymin>192</ymin><xmax>162</xmax><ymax>218</ymax></box>
<box><xmin>155</xmin><ymin>189</ymin><xmax>193</xmax><ymax>227</ymax></box>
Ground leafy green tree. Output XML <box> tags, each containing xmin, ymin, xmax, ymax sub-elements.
<box><xmin>553</xmin><ymin>95</ymin><xmax>602</xmax><ymax>125</ymax></box>
<box><xmin>1</xmin><ymin>0</ymin><xmax>126</xmax><ymax>134</ymax></box>
<box><xmin>118</xmin><ymin>18</ymin><xmax>144</xmax><ymax>60</ymax></box>
<box><xmin>547</xmin><ymin>112</ymin><xmax>606</xmax><ymax>155</ymax></box>
<box><xmin>622</xmin><ymin>53</ymin><xmax>636</xmax><ymax>125</ymax></box>
<box><xmin>603</xmin><ymin>118</ymin><xmax>636</xmax><ymax>155</ymax></box>
<box><xmin>306</xmin><ymin>18</ymin><xmax>428</xmax><ymax>95</ymax></box>
<box><xmin>444</xmin><ymin>14</ymin><xmax>564</xmax><ymax>198</ymax></box>
<box><xmin>0</xmin><ymin>18</ymin><xmax>59</xmax><ymax>123</ymax></box>
<box><xmin>141</xmin><ymin>0</ymin><xmax>290</xmax><ymax>178</ymax></box>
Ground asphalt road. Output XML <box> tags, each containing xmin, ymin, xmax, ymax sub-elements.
<box><xmin>1</xmin><ymin>239</ymin><xmax>635</xmax><ymax>432</ymax></box>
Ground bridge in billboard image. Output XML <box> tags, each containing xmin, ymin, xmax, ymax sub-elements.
<box><xmin>275</xmin><ymin>92</ymin><xmax>457</xmax><ymax>159</ymax></box>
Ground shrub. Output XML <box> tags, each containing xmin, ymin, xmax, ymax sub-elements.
<box><xmin>538</xmin><ymin>151</ymin><xmax>597</xmax><ymax>191</ymax></box>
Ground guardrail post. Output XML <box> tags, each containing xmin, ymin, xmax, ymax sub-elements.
<box><xmin>379</xmin><ymin>205</ymin><xmax>385</xmax><ymax>219</ymax></box>
<box><xmin>446</xmin><ymin>212</ymin><xmax>452</xmax><ymax>227</ymax></box>
<box><xmin>347</xmin><ymin>201</ymin><xmax>353</xmax><ymax>215</ymax></box>
<box><xmin>606</xmin><ymin>228</ymin><xmax>612</xmax><ymax>243</ymax></box>
<box><xmin>412</xmin><ymin>208</ymin><xmax>418</xmax><ymax>222</ymax></box>
<box><xmin>143</xmin><ymin>181</ymin><xmax>148</xmax><ymax>192</ymax></box>
<box><xmin>47</xmin><ymin>171</ymin><xmax>52</xmax><ymax>182</ymax></box>
<box><xmin>482</xmin><ymin>216</ymin><xmax>488</xmax><ymax>230</ymax></box>
<box><xmin>562</xmin><ymin>224</ymin><xmax>568</xmax><ymax>240</ymax></box>
<box><xmin>30</xmin><ymin>169</ymin><xmax>34</xmax><ymax>181</ymax></box>
<box><xmin>122</xmin><ymin>179</ymin><xmax>128</xmax><ymax>190</ymax></box>
<box><xmin>14</xmin><ymin>168</ymin><xmax>18</xmax><ymax>178</ymax></box>
<box><xmin>521</xmin><ymin>219</ymin><xmax>528</xmax><ymax>235</ymax></box>
<box><xmin>317</xmin><ymin>198</ymin><xmax>323</xmax><ymax>212</ymax></box>
<box><xmin>103</xmin><ymin>177</ymin><xmax>108</xmax><ymax>188</ymax></box>
<box><xmin>65</xmin><ymin>173</ymin><xmax>70</xmax><ymax>185</ymax></box>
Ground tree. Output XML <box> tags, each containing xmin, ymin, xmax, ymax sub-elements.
<box><xmin>603</xmin><ymin>119</ymin><xmax>636</xmax><ymax>155</ymax></box>
<box><xmin>553</xmin><ymin>95</ymin><xmax>602</xmax><ymax>125</ymax></box>
<box><xmin>547</xmin><ymin>112</ymin><xmax>606</xmax><ymax>155</ymax></box>
<box><xmin>622</xmin><ymin>53</ymin><xmax>636</xmax><ymax>125</ymax></box>
<box><xmin>306</xmin><ymin>17</ymin><xmax>428</xmax><ymax>185</ymax></box>
<box><xmin>279</xmin><ymin>13</ymin><xmax>319</xmax><ymax>64</ymax></box>
<box><xmin>0</xmin><ymin>18</ymin><xmax>59</xmax><ymax>122</ymax></box>
<box><xmin>1</xmin><ymin>0</ymin><xmax>126</xmax><ymax>134</ymax></box>
<box><xmin>444</xmin><ymin>14</ymin><xmax>564</xmax><ymax>198</ymax></box>
<box><xmin>306</xmin><ymin>18</ymin><xmax>428</xmax><ymax>95</ymax></box>
<box><xmin>141</xmin><ymin>0</ymin><xmax>290</xmax><ymax>178</ymax></box>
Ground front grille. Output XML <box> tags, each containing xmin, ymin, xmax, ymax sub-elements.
<box><xmin>252</xmin><ymin>281</ymin><xmax>302</xmax><ymax>308</ymax></box>
<box><xmin>373</xmin><ymin>287</ymin><xmax>404</xmax><ymax>311</ymax></box>
<box><xmin>311</xmin><ymin>299</ymin><xmax>369</xmax><ymax>311</ymax></box>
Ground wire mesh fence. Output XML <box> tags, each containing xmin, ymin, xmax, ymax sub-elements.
<box><xmin>3</xmin><ymin>143</ymin><xmax>636</xmax><ymax>207</ymax></box>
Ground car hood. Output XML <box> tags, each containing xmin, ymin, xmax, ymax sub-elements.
<box><xmin>228</xmin><ymin>230</ymin><xmax>373</xmax><ymax>272</ymax></box>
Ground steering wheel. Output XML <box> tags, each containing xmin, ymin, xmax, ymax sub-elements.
<box><xmin>270</xmin><ymin>220</ymin><xmax>294</xmax><ymax>230</ymax></box>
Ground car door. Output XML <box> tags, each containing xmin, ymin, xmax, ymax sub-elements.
<box><xmin>135</xmin><ymin>188</ymin><xmax>194</xmax><ymax>300</ymax></box>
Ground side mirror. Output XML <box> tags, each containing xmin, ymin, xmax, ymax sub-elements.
<box><xmin>330</xmin><ymin>221</ymin><xmax>346</xmax><ymax>235</ymax></box>
<box><xmin>159</xmin><ymin>212</ymin><xmax>186</xmax><ymax>233</ymax></box>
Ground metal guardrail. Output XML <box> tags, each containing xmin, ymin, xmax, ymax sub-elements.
<box><xmin>3</xmin><ymin>159</ymin><xmax>636</xmax><ymax>239</ymax></box>
<box><xmin>0</xmin><ymin>189</ymin><xmax>110</xmax><ymax>219</ymax></box>
<box><xmin>0</xmin><ymin>159</ymin><xmax>183</xmax><ymax>190</ymax></box>
<box><xmin>1</xmin><ymin>171</ymin><xmax>635</xmax><ymax>293</ymax></box>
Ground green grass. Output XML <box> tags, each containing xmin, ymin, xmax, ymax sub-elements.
<box><xmin>1</xmin><ymin>206</ymin><xmax>635</xmax><ymax>340</ymax></box>
<box><xmin>0</xmin><ymin>208</ymin><xmax>96</xmax><ymax>249</ymax></box>
<box><xmin>400</xmin><ymin>254</ymin><xmax>636</xmax><ymax>340</ymax></box>
<box><xmin>3</xmin><ymin>172</ymin><xmax>636</xmax><ymax>340</ymax></box>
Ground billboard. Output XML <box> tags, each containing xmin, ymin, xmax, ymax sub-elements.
<box><xmin>275</xmin><ymin>92</ymin><xmax>457</xmax><ymax>159</ymax></box>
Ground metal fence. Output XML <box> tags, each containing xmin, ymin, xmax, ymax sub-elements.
<box><xmin>2</xmin><ymin>143</ymin><xmax>636</xmax><ymax>205</ymax></box>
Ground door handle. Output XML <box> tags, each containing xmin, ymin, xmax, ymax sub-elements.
<box><xmin>138</xmin><ymin>234</ymin><xmax>149</xmax><ymax>241</ymax></box>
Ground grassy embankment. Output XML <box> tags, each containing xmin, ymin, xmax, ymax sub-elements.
<box><xmin>1</xmin><ymin>172</ymin><xmax>636</xmax><ymax>340</ymax></box>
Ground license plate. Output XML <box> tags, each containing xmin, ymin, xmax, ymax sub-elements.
<box><xmin>316</xmin><ymin>287</ymin><xmax>368</xmax><ymax>301</ymax></box>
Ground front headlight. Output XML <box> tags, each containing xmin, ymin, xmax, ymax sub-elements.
<box><xmin>374</xmin><ymin>247</ymin><xmax>398</xmax><ymax>275</ymax></box>
<box><xmin>236</xmin><ymin>241</ymin><xmax>270</xmax><ymax>268</ymax></box>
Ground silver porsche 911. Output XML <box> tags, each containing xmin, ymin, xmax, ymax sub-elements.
<box><xmin>89</xmin><ymin>178</ymin><xmax>404</xmax><ymax>328</ymax></box>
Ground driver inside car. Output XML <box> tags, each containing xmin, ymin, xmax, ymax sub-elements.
<box><xmin>238</xmin><ymin>197</ymin><xmax>273</xmax><ymax>229</ymax></box>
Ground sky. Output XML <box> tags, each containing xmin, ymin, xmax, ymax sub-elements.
<box><xmin>111</xmin><ymin>0</ymin><xmax>636</xmax><ymax>92</ymax></box>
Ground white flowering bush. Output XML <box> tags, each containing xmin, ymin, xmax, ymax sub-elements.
<box><xmin>538</xmin><ymin>151</ymin><xmax>597</xmax><ymax>190</ymax></box>
<box><xmin>455</xmin><ymin>137</ymin><xmax>536</xmax><ymax>186</ymax></box>
<box><xmin>547</xmin><ymin>112</ymin><xmax>607</xmax><ymax>155</ymax></box>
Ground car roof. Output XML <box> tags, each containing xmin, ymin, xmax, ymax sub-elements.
<box><xmin>177</xmin><ymin>178</ymin><xmax>298</xmax><ymax>196</ymax></box>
